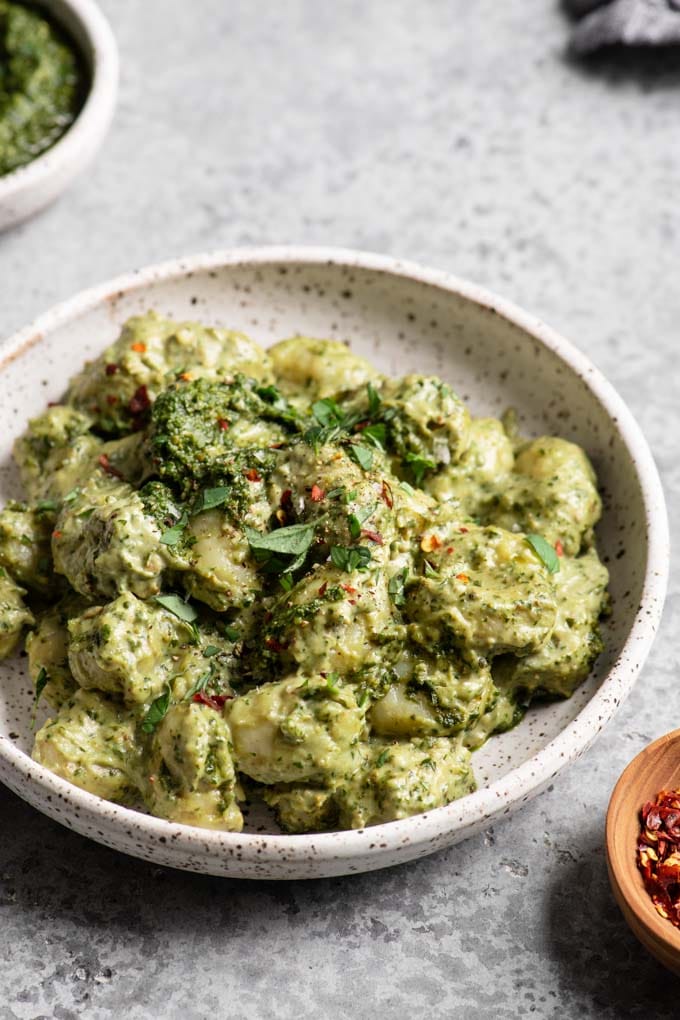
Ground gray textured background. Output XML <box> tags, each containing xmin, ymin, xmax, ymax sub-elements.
<box><xmin>1</xmin><ymin>1</ymin><xmax>679</xmax><ymax>1017</ymax></box>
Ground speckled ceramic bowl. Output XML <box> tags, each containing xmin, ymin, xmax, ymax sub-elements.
<box><xmin>0</xmin><ymin>0</ymin><xmax>118</xmax><ymax>231</ymax></box>
<box><xmin>0</xmin><ymin>248</ymin><xmax>668</xmax><ymax>879</ymax></box>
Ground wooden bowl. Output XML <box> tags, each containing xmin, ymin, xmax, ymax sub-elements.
<box><xmin>606</xmin><ymin>729</ymin><xmax>680</xmax><ymax>974</ymax></box>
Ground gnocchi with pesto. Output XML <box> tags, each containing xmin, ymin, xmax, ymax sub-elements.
<box><xmin>0</xmin><ymin>310</ymin><xmax>609</xmax><ymax>833</ymax></box>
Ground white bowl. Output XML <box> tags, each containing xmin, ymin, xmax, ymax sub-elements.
<box><xmin>0</xmin><ymin>248</ymin><xmax>668</xmax><ymax>879</ymax></box>
<box><xmin>0</xmin><ymin>0</ymin><xmax>118</xmax><ymax>231</ymax></box>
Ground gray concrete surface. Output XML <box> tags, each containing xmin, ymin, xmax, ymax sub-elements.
<box><xmin>1</xmin><ymin>1</ymin><xmax>680</xmax><ymax>1016</ymax></box>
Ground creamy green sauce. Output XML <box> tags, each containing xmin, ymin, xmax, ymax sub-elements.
<box><xmin>0</xmin><ymin>1</ymin><xmax>85</xmax><ymax>176</ymax></box>
<box><xmin>0</xmin><ymin>311</ymin><xmax>610</xmax><ymax>833</ymax></box>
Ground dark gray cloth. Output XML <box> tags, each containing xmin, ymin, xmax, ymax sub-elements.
<box><xmin>565</xmin><ymin>0</ymin><xmax>680</xmax><ymax>53</ymax></box>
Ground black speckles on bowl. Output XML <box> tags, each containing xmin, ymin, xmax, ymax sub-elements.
<box><xmin>0</xmin><ymin>247</ymin><xmax>669</xmax><ymax>879</ymax></box>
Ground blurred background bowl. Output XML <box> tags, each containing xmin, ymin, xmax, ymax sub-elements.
<box><xmin>0</xmin><ymin>0</ymin><xmax>118</xmax><ymax>231</ymax></box>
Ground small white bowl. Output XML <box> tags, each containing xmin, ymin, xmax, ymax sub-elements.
<box><xmin>0</xmin><ymin>0</ymin><xmax>118</xmax><ymax>231</ymax></box>
<box><xmin>0</xmin><ymin>248</ymin><xmax>669</xmax><ymax>879</ymax></box>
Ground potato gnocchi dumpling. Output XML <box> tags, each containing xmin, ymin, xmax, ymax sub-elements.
<box><xmin>1</xmin><ymin>312</ymin><xmax>609</xmax><ymax>833</ymax></box>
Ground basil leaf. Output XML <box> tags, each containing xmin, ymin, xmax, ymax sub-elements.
<box><xmin>185</xmin><ymin>668</ymin><xmax>212</xmax><ymax>701</ymax></box>
<box><xmin>388</xmin><ymin>568</ymin><xmax>408</xmax><ymax>606</ymax></box>
<box><xmin>35</xmin><ymin>498</ymin><xmax>59</xmax><ymax>513</ymax></box>
<box><xmin>203</xmin><ymin>645</ymin><xmax>221</xmax><ymax>657</ymax></box>
<box><xmin>222</xmin><ymin>625</ymin><xmax>240</xmax><ymax>641</ymax></box>
<box><xmin>256</xmin><ymin>383</ymin><xmax>297</xmax><ymax>419</ymax></box>
<box><xmin>348</xmin><ymin>503</ymin><xmax>376</xmax><ymax>539</ymax></box>
<box><xmin>375</xmin><ymin>748</ymin><xmax>391</xmax><ymax>768</ymax></box>
<box><xmin>160</xmin><ymin>512</ymin><xmax>188</xmax><ymax>546</ymax></box>
<box><xmin>347</xmin><ymin>444</ymin><xmax>373</xmax><ymax>471</ymax></box>
<box><xmin>525</xmin><ymin>534</ymin><xmax>560</xmax><ymax>574</ymax></box>
<box><xmin>311</xmin><ymin>398</ymin><xmax>344</xmax><ymax>427</ymax></box>
<box><xmin>403</xmin><ymin>452</ymin><xmax>436</xmax><ymax>486</ymax></box>
<box><xmin>330</xmin><ymin>545</ymin><xmax>372</xmax><ymax>573</ymax></box>
<box><xmin>361</xmin><ymin>423</ymin><xmax>387</xmax><ymax>449</ymax></box>
<box><xmin>141</xmin><ymin>686</ymin><xmax>171</xmax><ymax>733</ymax></box>
<box><xmin>30</xmin><ymin>667</ymin><xmax>50</xmax><ymax>727</ymax></box>
<box><xmin>244</xmin><ymin>521</ymin><xmax>316</xmax><ymax>574</ymax></box>
<box><xmin>196</xmin><ymin>485</ymin><xmax>231</xmax><ymax>513</ymax></box>
<box><xmin>279</xmin><ymin>574</ymin><xmax>294</xmax><ymax>592</ymax></box>
<box><xmin>154</xmin><ymin>594</ymin><xmax>199</xmax><ymax>623</ymax></box>
<box><xmin>367</xmin><ymin>382</ymin><xmax>381</xmax><ymax>418</ymax></box>
<box><xmin>245</xmin><ymin>521</ymin><xmax>315</xmax><ymax>557</ymax></box>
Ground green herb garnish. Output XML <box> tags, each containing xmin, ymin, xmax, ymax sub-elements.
<box><xmin>330</xmin><ymin>545</ymin><xmax>372</xmax><ymax>573</ymax></box>
<box><xmin>375</xmin><ymin>748</ymin><xmax>391</xmax><ymax>768</ymax></box>
<box><xmin>403</xmin><ymin>453</ymin><xmax>436</xmax><ymax>486</ymax></box>
<box><xmin>244</xmin><ymin>520</ymin><xmax>316</xmax><ymax>574</ymax></box>
<box><xmin>347</xmin><ymin>444</ymin><xmax>373</xmax><ymax>471</ymax></box>
<box><xmin>367</xmin><ymin>382</ymin><xmax>381</xmax><ymax>418</ymax></box>
<box><xmin>360</xmin><ymin>423</ymin><xmax>387</xmax><ymax>449</ymax></box>
<box><xmin>195</xmin><ymin>485</ymin><xmax>231</xmax><ymax>513</ymax></box>
<box><xmin>525</xmin><ymin>534</ymin><xmax>560</xmax><ymax>574</ymax></box>
<box><xmin>388</xmin><ymin>568</ymin><xmax>408</xmax><ymax>606</ymax></box>
<box><xmin>31</xmin><ymin>667</ymin><xmax>49</xmax><ymax>726</ymax></box>
<box><xmin>348</xmin><ymin>503</ymin><xmax>376</xmax><ymax>540</ymax></box>
<box><xmin>160</xmin><ymin>512</ymin><xmax>189</xmax><ymax>546</ymax></box>
<box><xmin>154</xmin><ymin>594</ymin><xmax>199</xmax><ymax>623</ymax></box>
<box><xmin>203</xmin><ymin>645</ymin><xmax>221</xmax><ymax>658</ymax></box>
<box><xmin>141</xmin><ymin>686</ymin><xmax>172</xmax><ymax>733</ymax></box>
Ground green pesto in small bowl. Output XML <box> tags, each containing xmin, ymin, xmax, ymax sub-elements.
<box><xmin>0</xmin><ymin>1</ymin><xmax>87</xmax><ymax>177</ymax></box>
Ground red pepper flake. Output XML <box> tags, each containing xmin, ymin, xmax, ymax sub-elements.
<box><xmin>555</xmin><ymin>540</ymin><xmax>564</xmax><ymax>557</ymax></box>
<box><xmin>47</xmin><ymin>401</ymin><xmax>62</xmax><ymax>407</ymax></box>
<box><xmin>638</xmin><ymin>789</ymin><xmax>680</xmax><ymax>928</ymax></box>
<box><xmin>341</xmin><ymin>583</ymin><xmax>357</xmax><ymax>594</ymax></box>
<box><xmin>361</xmin><ymin>529</ymin><xmax>383</xmax><ymax>545</ymax></box>
<box><xmin>179</xmin><ymin>371</ymin><xmax>192</xmax><ymax>381</ymax></box>
<box><xmin>265</xmin><ymin>637</ymin><xmax>289</xmax><ymax>653</ymax></box>
<box><xmin>52</xmin><ymin>529</ymin><xmax>62</xmax><ymax>539</ymax></box>
<box><xmin>456</xmin><ymin>572</ymin><xmax>470</xmax><ymax>583</ymax></box>
<box><xmin>348</xmin><ymin>599</ymin><xmax>357</xmax><ymax>605</ymax></box>
<box><xmin>130</xmin><ymin>341</ymin><xmax>147</xmax><ymax>353</ymax></box>
<box><xmin>280</xmin><ymin>489</ymin><xmax>293</xmax><ymax>507</ymax></box>
<box><xmin>420</xmin><ymin>533</ymin><xmax>442</xmax><ymax>553</ymax></box>
<box><xmin>269</xmin><ymin>442</ymin><xmax>286</xmax><ymax>449</ymax></box>
<box><xmin>459</xmin><ymin>527</ymin><xmax>469</xmax><ymax>534</ymax></box>
<box><xmin>244</xmin><ymin>468</ymin><xmax>261</xmax><ymax>483</ymax></box>
<box><xmin>105</xmin><ymin>363</ymin><xmax>119</xmax><ymax>376</ymax></box>
<box><xmin>380</xmin><ymin>480</ymin><xmax>394</xmax><ymax>508</ymax></box>
<box><xmin>446</xmin><ymin>547</ymin><xmax>454</xmax><ymax>554</ymax></box>
<box><xmin>128</xmin><ymin>384</ymin><xmax>151</xmax><ymax>417</ymax></box>
<box><xmin>98</xmin><ymin>453</ymin><xmax>124</xmax><ymax>479</ymax></box>
<box><xmin>353</xmin><ymin>420</ymin><xmax>369</xmax><ymax>432</ymax></box>
<box><xmin>192</xmin><ymin>691</ymin><xmax>232</xmax><ymax>711</ymax></box>
<box><xmin>217</xmin><ymin>418</ymin><xmax>230</xmax><ymax>431</ymax></box>
<box><xmin>106</xmin><ymin>394</ymin><xmax>118</xmax><ymax>405</ymax></box>
<box><xmin>310</xmin><ymin>484</ymin><xmax>325</xmax><ymax>502</ymax></box>
<box><xmin>318</xmin><ymin>582</ymin><xmax>328</xmax><ymax>597</ymax></box>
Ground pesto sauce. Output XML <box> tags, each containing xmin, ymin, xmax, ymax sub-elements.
<box><xmin>0</xmin><ymin>1</ymin><xmax>85</xmax><ymax>176</ymax></box>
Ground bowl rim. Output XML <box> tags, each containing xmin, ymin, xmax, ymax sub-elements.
<box><xmin>0</xmin><ymin>246</ymin><xmax>669</xmax><ymax>865</ymax></box>
<box><xmin>0</xmin><ymin>0</ymin><xmax>118</xmax><ymax>201</ymax></box>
